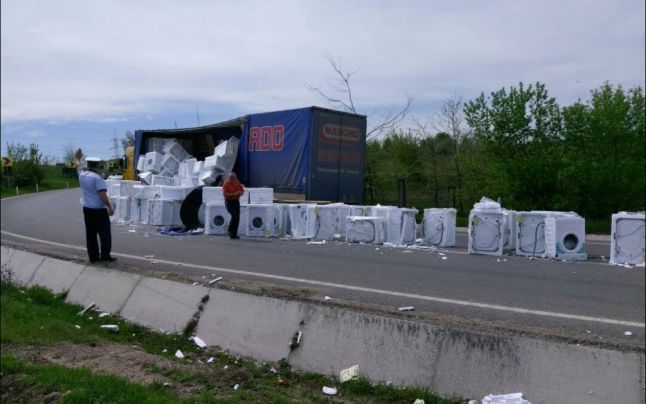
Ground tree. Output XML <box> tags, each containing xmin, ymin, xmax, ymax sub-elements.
<box><xmin>307</xmin><ymin>51</ymin><xmax>413</xmax><ymax>139</ymax></box>
<box><xmin>5</xmin><ymin>142</ymin><xmax>44</xmax><ymax>186</ymax></box>
<box><xmin>121</xmin><ymin>131</ymin><xmax>135</xmax><ymax>152</ymax></box>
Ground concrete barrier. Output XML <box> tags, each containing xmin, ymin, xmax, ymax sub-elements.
<box><xmin>120</xmin><ymin>277</ymin><xmax>210</xmax><ymax>334</ymax></box>
<box><xmin>2</xmin><ymin>249</ymin><xmax>44</xmax><ymax>285</ymax></box>
<box><xmin>66</xmin><ymin>266</ymin><xmax>141</xmax><ymax>314</ymax></box>
<box><xmin>29</xmin><ymin>257</ymin><xmax>86</xmax><ymax>294</ymax></box>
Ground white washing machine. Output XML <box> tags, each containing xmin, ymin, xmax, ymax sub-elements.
<box><xmin>143</xmin><ymin>151</ymin><xmax>162</xmax><ymax>173</ymax></box>
<box><xmin>117</xmin><ymin>197</ymin><xmax>131</xmax><ymax>222</ymax></box>
<box><xmin>468</xmin><ymin>209</ymin><xmax>505</xmax><ymax>256</ymax></box>
<box><xmin>502</xmin><ymin>209</ymin><xmax>517</xmax><ymax>251</ymax></box>
<box><xmin>346</xmin><ymin>216</ymin><xmax>387</xmax><ymax>244</ymax></box>
<box><xmin>339</xmin><ymin>205</ymin><xmax>365</xmax><ymax>237</ymax></box>
<box><xmin>109</xmin><ymin>197</ymin><xmax>119</xmax><ymax>222</ymax></box>
<box><xmin>149</xmin><ymin>199</ymin><xmax>182</xmax><ymax>226</ymax></box>
<box><xmin>248</xmin><ymin>187</ymin><xmax>274</xmax><ymax>204</ymax></box>
<box><xmin>288</xmin><ymin>204</ymin><xmax>317</xmax><ymax>239</ymax></box>
<box><xmin>271</xmin><ymin>204</ymin><xmax>289</xmax><ymax>236</ymax></box>
<box><xmin>202</xmin><ymin>187</ymin><xmax>224</xmax><ymax>204</ymax></box>
<box><xmin>130</xmin><ymin>198</ymin><xmax>143</xmax><ymax>223</ymax></box>
<box><xmin>544</xmin><ymin>215</ymin><xmax>587</xmax><ymax>260</ymax></box>
<box><xmin>313</xmin><ymin>204</ymin><xmax>343</xmax><ymax>240</ymax></box>
<box><xmin>204</xmin><ymin>203</ymin><xmax>229</xmax><ymax>235</ymax></box>
<box><xmin>246</xmin><ymin>204</ymin><xmax>274</xmax><ymax>237</ymax></box>
<box><xmin>159</xmin><ymin>185</ymin><xmax>193</xmax><ymax>201</ymax></box>
<box><xmin>422</xmin><ymin>208</ymin><xmax>456</xmax><ymax>247</ymax></box>
<box><xmin>515</xmin><ymin>211</ymin><xmax>579</xmax><ymax>257</ymax></box>
<box><xmin>610</xmin><ymin>212</ymin><xmax>645</xmax><ymax>265</ymax></box>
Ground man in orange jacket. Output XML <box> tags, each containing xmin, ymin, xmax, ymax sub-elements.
<box><xmin>222</xmin><ymin>172</ymin><xmax>244</xmax><ymax>239</ymax></box>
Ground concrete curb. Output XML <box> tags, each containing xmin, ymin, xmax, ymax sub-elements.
<box><xmin>1</xmin><ymin>246</ymin><xmax>643</xmax><ymax>404</ymax></box>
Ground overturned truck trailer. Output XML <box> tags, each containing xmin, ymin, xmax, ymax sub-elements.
<box><xmin>134</xmin><ymin>106</ymin><xmax>367</xmax><ymax>203</ymax></box>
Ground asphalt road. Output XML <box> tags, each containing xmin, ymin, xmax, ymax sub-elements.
<box><xmin>2</xmin><ymin>189</ymin><xmax>644</xmax><ymax>348</ymax></box>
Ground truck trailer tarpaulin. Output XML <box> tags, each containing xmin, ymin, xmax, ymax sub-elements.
<box><xmin>134</xmin><ymin>106</ymin><xmax>367</xmax><ymax>203</ymax></box>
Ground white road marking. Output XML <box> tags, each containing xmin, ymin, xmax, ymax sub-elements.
<box><xmin>2</xmin><ymin>230</ymin><xmax>642</xmax><ymax>328</ymax></box>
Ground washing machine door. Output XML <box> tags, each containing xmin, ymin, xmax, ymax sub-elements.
<box><xmin>211</xmin><ymin>210</ymin><xmax>228</xmax><ymax>231</ymax></box>
<box><xmin>424</xmin><ymin>215</ymin><xmax>445</xmax><ymax>245</ymax></box>
<box><xmin>471</xmin><ymin>214</ymin><xmax>502</xmax><ymax>253</ymax></box>
<box><xmin>517</xmin><ymin>216</ymin><xmax>546</xmax><ymax>255</ymax></box>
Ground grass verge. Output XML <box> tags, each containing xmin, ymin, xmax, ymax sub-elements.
<box><xmin>1</xmin><ymin>165</ymin><xmax>79</xmax><ymax>198</ymax></box>
<box><xmin>1</xmin><ymin>278</ymin><xmax>462</xmax><ymax>403</ymax></box>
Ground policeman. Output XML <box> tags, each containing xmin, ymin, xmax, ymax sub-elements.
<box><xmin>75</xmin><ymin>148</ymin><xmax>116</xmax><ymax>262</ymax></box>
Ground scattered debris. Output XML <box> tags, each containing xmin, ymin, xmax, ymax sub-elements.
<box><xmin>209</xmin><ymin>277</ymin><xmax>223</xmax><ymax>285</ymax></box>
<box><xmin>438</xmin><ymin>252</ymin><xmax>446</xmax><ymax>256</ymax></box>
<box><xmin>398</xmin><ymin>306</ymin><xmax>415</xmax><ymax>312</ymax></box>
<box><xmin>175</xmin><ymin>350</ymin><xmax>184</xmax><ymax>359</ymax></box>
<box><xmin>340</xmin><ymin>364</ymin><xmax>360</xmax><ymax>383</ymax></box>
<box><xmin>207</xmin><ymin>357</ymin><xmax>214</xmax><ymax>363</ymax></box>
<box><xmin>162</xmin><ymin>349</ymin><xmax>168</xmax><ymax>353</ymax></box>
<box><xmin>74</xmin><ymin>325</ymin><xmax>81</xmax><ymax>329</ymax></box>
<box><xmin>269</xmin><ymin>367</ymin><xmax>278</xmax><ymax>374</ymax></box>
<box><xmin>324</xmin><ymin>296</ymin><xmax>332</xmax><ymax>301</ymax></box>
<box><xmin>482</xmin><ymin>392</ymin><xmax>531</xmax><ymax>404</ymax></box>
<box><xmin>468</xmin><ymin>401</ymin><xmax>478</xmax><ymax>404</ymax></box>
<box><xmin>98</xmin><ymin>312</ymin><xmax>110</xmax><ymax>318</ymax></box>
<box><xmin>624</xmin><ymin>331</ymin><xmax>633</xmax><ymax>336</ymax></box>
<box><xmin>413</xmin><ymin>400</ymin><xmax>425</xmax><ymax>404</ymax></box>
<box><xmin>192</xmin><ymin>282</ymin><xmax>199</xmax><ymax>286</ymax></box>
<box><xmin>223</xmin><ymin>365</ymin><xmax>229</xmax><ymax>370</ymax></box>
<box><xmin>145</xmin><ymin>255</ymin><xmax>155</xmax><ymax>258</ymax></box>
<box><xmin>441</xmin><ymin>256</ymin><xmax>448</xmax><ymax>260</ymax></box>
<box><xmin>100</xmin><ymin>324</ymin><xmax>119</xmax><ymax>332</ymax></box>
<box><xmin>585</xmin><ymin>330</ymin><xmax>591</xmax><ymax>334</ymax></box>
<box><xmin>322</xmin><ymin>386</ymin><xmax>337</xmax><ymax>395</ymax></box>
<box><xmin>233</xmin><ymin>384</ymin><xmax>240</xmax><ymax>390</ymax></box>
<box><xmin>289</xmin><ymin>330</ymin><xmax>303</xmax><ymax>350</ymax></box>
<box><xmin>190</xmin><ymin>336</ymin><xmax>207</xmax><ymax>348</ymax></box>
<box><xmin>276</xmin><ymin>378</ymin><xmax>290</xmax><ymax>386</ymax></box>
<box><xmin>128</xmin><ymin>229</ymin><xmax>136</xmax><ymax>233</ymax></box>
<box><xmin>163</xmin><ymin>382</ymin><xmax>171</xmax><ymax>387</ymax></box>
<box><xmin>307</xmin><ymin>240</ymin><xmax>326</xmax><ymax>245</ymax></box>
<box><xmin>77</xmin><ymin>302</ymin><xmax>96</xmax><ymax>316</ymax></box>
<box><xmin>402</xmin><ymin>250</ymin><xmax>412</xmax><ymax>254</ymax></box>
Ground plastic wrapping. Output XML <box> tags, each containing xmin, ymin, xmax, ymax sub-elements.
<box><xmin>610</xmin><ymin>211</ymin><xmax>645</xmax><ymax>265</ymax></box>
<box><xmin>151</xmin><ymin>175</ymin><xmax>173</xmax><ymax>186</ymax></box>
<box><xmin>346</xmin><ymin>216</ymin><xmax>386</xmax><ymax>244</ymax></box>
<box><xmin>160</xmin><ymin>154</ymin><xmax>180</xmax><ymax>176</ymax></box>
<box><xmin>288</xmin><ymin>204</ymin><xmax>317</xmax><ymax>239</ymax></box>
<box><xmin>468</xmin><ymin>209</ymin><xmax>505</xmax><ymax>256</ymax></box>
<box><xmin>117</xmin><ymin>197</ymin><xmax>131</xmax><ymax>222</ymax></box>
<box><xmin>202</xmin><ymin>187</ymin><xmax>224</xmax><ymax>204</ymax></box>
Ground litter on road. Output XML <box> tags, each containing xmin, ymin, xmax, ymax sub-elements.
<box><xmin>77</xmin><ymin>302</ymin><xmax>96</xmax><ymax>316</ymax></box>
<box><xmin>100</xmin><ymin>324</ymin><xmax>119</xmax><ymax>332</ymax></box>
<box><xmin>324</xmin><ymin>296</ymin><xmax>332</xmax><ymax>301</ymax></box>
<box><xmin>209</xmin><ymin>277</ymin><xmax>223</xmax><ymax>285</ymax></box>
<box><xmin>482</xmin><ymin>392</ymin><xmax>531</xmax><ymax>404</ymax></box>
<box><xmin>398</xmin><ymin>306</ymin><xmax>415</xmax><ymax>312</ymax></box>
<box><xmin>98</xmin><ymin>312</ymin><xmax>110</xmax><ymax>318</ymax></box>
<box><xmin>624</xmin><ymin>331</ymin><xmax>633</xmax><ymax>336</ymax></box>
<box><xmin>322</xmin><ymin>386</ymin><xmax>337</xmax><ymax>395</ymax></box>
<box><xmin>233</xmin><ymin>384</ymin><xmax>240</xmax><ymax>390</ymax></box>
<box><xmin>175</xmin><ymin>350</ymin><xmax>184</xmax><ymax>359</ymax></box>
<box><xmin>340</xmin><ymin>364</ymin><xmax>360</xmax><ymax>383</ymax></box>
<box><xmin>190</xmin><ymin>336</ymin><xmax>207</xmax><ymax>348</ymax></box>
<box><xmin>207</xmin><ymin>357</ymin><xmax>214</xmax><ymax>363</ymax></box>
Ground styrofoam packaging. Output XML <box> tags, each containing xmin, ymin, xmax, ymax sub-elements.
<box><xmin>198</xmin><ymin>168</ymin><xmax>224</xmax><ymax>186</ymax></box>
<box><xmin>151</xmin><ymin>175</ymin><xmax>173</xmax><ymax>186</ymax></box>
<box><xmin>610</xmin><ymin>211</ymin><xmax>645</xmax><ymax>265</ymax></box>
<box><xmin>468</xmin><ymin>209</ymin><xmax>506</xmax><ymax>256</ymax></box>
<box><xmin>106</xmin><ymin>180</ymin><xmax>121</xmax><ymax>198</ymax></box>
<box><xmin>246</xmin><ymin>204</ymin><xmax>275</xmax><ymax>237</ymax></box>
<box><xmin>482</xmin><ymin>392</ymin><xmax>531</xmax><ymax>404</ymax></box>
<box><xmin>399</xmin><ymin>208</ymin><xmax>418</xmax><ymax>245</ymax></box>
<box><xmin>544</xmin><ymin>215</ymin><xmax>587</xmax><ymax>260</ymax></box>
<box><xmin>140</xmin><ymin>199</ymin><xmax>151</xmax><ymax>224</ymax></box>
<box><xmin>149</xmin><ymin>199</ymin><xmax>182</xmax><ymax>226</ymax></box>
<box><xmin>162</xmin><ymin>140</ymin><xmax>190</xmax><ymax>162</ymax></box>
<box><xmin>117</xmin><ymin>196</ymin><xmax>131</xmax><ymax>222</ymax></box>
<box><xmin>367</xmin><ymin>205</ymin><xmax>417</xmax><ymax>245</ymax></box>
<box><xmin>288</xmin><ymin>204</ymin><xmax>317</xmax><ymax>239</ymax></box>
<box><xmin>248</xmin><ymin>187</ymin><xmax>274</xmax><ymax>204</ymax></box>
<box><xmin>346</xmin><ymin>216</ymin><xmax>387</xmax><ymax>244</ymax></box>
<box><xmin>312</xmin><ymin>204</ymin><xmax>343</xmax><ymax>240</ymax></box>
<box><xmin>136</xmin><ymin>155</ymin><xmax>145</xmax><ymax>172</ymax></box>
<box><xmin>215</xmin><ymin>136</ymin><xmax>240</xmax><ymax>159</ymax></box>
<box><xmin>422</xmin><ymin>208</ymin><xmax>456</xmax><ymax>247</ymax></box>
<box><xmin>160</xmin><ymin>153</ymin><xmax>180</xmax><ymax>176</ymax></box>
<box><xmin>143</xmin><ymin>152</ymin><xmax>163</xmax><ymax>173</ymax></box>
<box><xmin>202</xmin><ymin>187</ymin><xmax>224</xmax><ymax>204</ymax></box>
<box><xmin>204</xmin><ymin>203</ymin><xmax>229</xmax><ymax>235</ymax></box>
<box><xmin>138</xmin><ymin>171</ymin><xmax>153</xmax><ymax>185</ymax></box>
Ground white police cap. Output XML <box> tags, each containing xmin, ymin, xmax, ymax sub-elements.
<box><xmin>86</xmin><ymin>157</ymin><xmax>103</xmax><ymax>163</ymax></box>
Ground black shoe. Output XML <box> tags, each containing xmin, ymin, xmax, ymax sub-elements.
<box><xmin>100</xmin><ymin>257</ymin><xmax>117</xmax><ymax>262</ymax></box>
<box><xmin>229</xmin><ymin>235</ymin><xmax>240</xmax><ymax>239</ymax></box>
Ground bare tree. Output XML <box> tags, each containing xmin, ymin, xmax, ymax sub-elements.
<box><xmin>306</xmin><ymin>50</ymin><xmax>412</xmax><ymax>139</ymax></box>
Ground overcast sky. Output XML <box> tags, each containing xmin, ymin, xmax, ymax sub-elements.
<box><xmin>1</xmin><ymin>0</ymin><xmax>644</xmax><ymax>160</ymax></box>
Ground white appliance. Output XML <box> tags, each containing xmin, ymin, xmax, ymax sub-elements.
<box><xmin>610</xmin><ymin>212</ymin><xmax>645</xmax><ymax>265</ymax></box>
<box><xmin>204</xmin><ymin>203</ymin><xmax>229</xmax><ymax>235</ymax></box>
<box><xmin>422</xmin><ymin>208</ymin><xmax>457</xmax><ymax>247</ymax></box>
<box><xmin>117</xmin><ymin>180</ymin><xmax>140</xmax><ymax>198</ymax></box>
<box><xmin>136</xmin><ymin>155</ymin><xmax>145</xmax><ymax>172</ymax></box>
<box><xmin>117</xmin><ymin>197</ymin><xmax>131</xmax><ymax>222</ymax></box>
<box><xmin>245</xmin><ymin>204</ymin><xmax>274</xmax><ymax>237</ymax></box>
<box><xmin>151</xmin><ymin>175</ymin><xmax>173</xmax><ymax>186</ymax></box>
<box><xmin>339</xmin><ymin>205</ymin><xmax>365</xmax><ymax>236</ymax></box>
<box><xmin>109</xmin><ymin>197</ymin><xmax>119</xmax><ymax>222</ymax></box>
<box><xmin>106</xmin><ymin>180</ymin><xmax>121</xmax><ymax>198</ymax></box>
<box><xmin>162</xmin><ymin>140</ymin><xmax>190</xmax><ymax>162</ymax></box>
<box><xmin>149</xmin><ymin>199</ymin><xmax>182</xmax><ymax>226</ymax></box>
<box><xmin>310</xmin><ymin>204</ymin><xmax>342</xmax><ymax>240</ymax></box>
<box><xmin>143</xmin><ymin>152</ymin><xmax>162</xmax><ymax>173</ymax></box>
<box><xmin>367</xmin><ymin>206</ymin><xmax>417</xmax><ymax>245</ymax></box>
<box><xmin>502</xmin><ymin>209</ymin><xmax>517</xmax><ymax>251</ymax></box>
<box><xmin>248</xmin><ymin>187</ymin><xmax>274</xmax><ymax>204</ymax></box>
<box><xmin>160</xmin><ymin>154</ymin><xmax>180</xmax><ymax>177</ymax></box>
<box><xmin>140</xmin><ymin>199</ymin><xmax>152</xmax><ymax>224</ymax></box>
<box><xmin>288</xmin><ymin>204</ymin><xmax>317</xmax><ymax>239</ymax></box>
<box><xmin>159</xmin><ymin>185</ymin><xmax>192</xmax><ymax>201</ymax></box>
<box><xmin>468</xmin><ymin>209</ymin><xmax>506</xmax><ymax>256</ymax></box>
<box><xmin>271</xmin><ymin>204</ymin><xmax>289</xmax><ymax>236</ymax></box>
<box><xmin>515</xmin><ymin>211</ymin><xmax>578</xmax><ymax>257</ymax></box>
<box><xmin>130</xmin><ymin>198</ymin><xmax>143</xmax><ymax>223</ymax></box>
<box><xmin>147</xmin><ymin>137</ymin><xmax>166</xmax><ymax>154</ymax></box>
<box><xmin>138</xmin><ymin>171</ymin><xmax>153</xmax><ymax>185</ymax></box>
<box><xmin>544</xmin><ymin>215</ymin><xmax>587</xmax><ymax>260</ymax></box>
<box><xmin>346</xmin><ymin>216</ymin><xmax>387</xmax><ymax>244</ymax></box>
<box><xmin>203</xmin><ymin>187</ymin><xmax>224</xmax><ymax>204</ymax></box>
<box><xmin>397</xmin><ymin>208</ymin><xmax>418</xmax><ymax>245</ymax></box>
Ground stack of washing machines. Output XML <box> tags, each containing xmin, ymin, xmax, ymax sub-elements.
<box><xmin>422</xmin><ymin>208</ymin><xmax>457</xmax><ymax>247</ymax></box>
<box><xmin>130</xmin><ymin>184</ymin><xmax>161</xmax><ymax>224</ymax></box>
<box><xmin>105</xmin><ymin>180</ymin><xmax>141</xmax><ymax>223</ymax></box>
<box><xmin>610</xmin><ymin>211</ymin><xmax>645</xmax><ymax>266</ymax></box>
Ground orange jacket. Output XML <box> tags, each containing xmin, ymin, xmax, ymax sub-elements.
<box><xmin>222</xmin><ymin>179</ymin><xmax>244</xmax><ymax>201</ymax></box>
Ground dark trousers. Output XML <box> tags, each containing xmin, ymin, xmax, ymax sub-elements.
<box><xmin>225</xmin><ymin>199</ymin><xmax>240</xmax><ymax>237</ymax></box>
<box><xmin>83</xmin><ymin>207</ymin><xmax>112</xmax><ymax>261</ymax></box>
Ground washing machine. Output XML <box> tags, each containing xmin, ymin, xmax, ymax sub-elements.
<box><xmin>287</xmin><ymin>204</ymin><xmax>317</xmax><ymax>239</ymax></box>
<box><xmin>246</xmin><ymin>204</ymin><xmax>274</xmax><ymax>237</ymax></box>
<box><xmin>159</xmin><ymin>185</ymin><xmax>193</xmax><ymax>201</ymax></box>
<box><xmin>202</xmin><ymin>187</ymin><xmax>224</xmax><ymax>204</ymax></box>
<box><xmin>204</xmin><ymin>203</ymin><xmax>229</xmax><ymax>235</ymax></box>
<box><xmin>248</xmin><ymin>188</ymin><xmax>274</xmax><ymax>204</ymax></box>
<box><xmin>610</xmin><ymin>212</ymin><xmax>645</xmax><ymax>265</ymax></box>
<box><xmin>515</xmin><ymin>211</ymin><xmax>578</xmax><ymax>257</ymax></box>
<box><xmin>366</xmin><ymin>205</ymin><xmax>402</xmax><ymax>244</ymax></box>
<box><xmin>544</xmin><ymin>215</ymin><xmax>586</xmax><ymax>260</ymax></box>
<box><xmin>271</xmin><ymin>204</ymin><xmax>289</xmax><ymax>236</ymax></box>
<box><xmin>339</xmin><ymin>205</ymin><xmax>365</xmax><ymax>237</ymax></box>
<box><xmin>313</xmin><ymin>204</ymin><xmax>343</xmax><ymax>240</ymax></box>
<box><xmin>149</xmin><ymin>199</ymin><xmax>182</xmax><ymax>226</ymax></box>
<box><xmin>117</xmin><ymin>197</ymin><xmax>131</xmax><ymax>222</ymax></box>
<box><xmin>143</xmin><ymin>151</ymin><xmax>162</xmax><ymax>173</ymax></box>
<box><xmin>502</xmin><ymin>209</ymin><xmax>517</xmax><ymax>251</ymax></box>
<box><xmin>346</xmin><ymin>216</ymin><xmax>387</xmax><ymax>244</ymax></box>
<box><xmin>422</xmin><ymin>208</ymin><xmax>457</xmax><ymax>247</ymax></box>
<box><xmin>130</xmin><ymin>198</ymin><xmax>143</xmax><ymax>223</ymax></box>
<box><xmin>468</xmin><ymin>209</ymin><xmax>505</xmax><ymax>256</ymax></box>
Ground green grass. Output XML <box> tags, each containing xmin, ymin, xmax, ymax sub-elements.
<box><xmin>1</xmin><ymin>280</ymin><xmax>461</xmax><ymax>403</ymax></box>
<box><xmin>1</xmin><ymin>165</ymin><xmax>79</xmax><ymax>198</ymax></box>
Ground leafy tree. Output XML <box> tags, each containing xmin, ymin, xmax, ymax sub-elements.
<box><xmin>4</xmin><ymin>142</ymin><xmax>44</xmax><ymax>187</ymax></box>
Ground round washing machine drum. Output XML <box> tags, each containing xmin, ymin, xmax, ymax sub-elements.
<box><xmin>251</xmin><ymin>215</ymin><xmax>264</xmax><ymax>229</ymax></box>
<box><xmin>471</xmin><ymin>216</ymin><xmax>502</xmax><ymax>252</ymax></box>
<box><xmin>561</xmin><ymin>232</ymin><xmax>581</xmax><ymax>252</ymax></box>
<box><xmin>212</xmin><ymin>213</ymin><xmax>227</xmax><ymax>229</ymax></box>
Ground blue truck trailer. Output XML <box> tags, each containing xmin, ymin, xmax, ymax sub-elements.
<box><xmin>134</xmin><ymin>106</ymin><xmax>367</xmax><ymax>203</ymax></box>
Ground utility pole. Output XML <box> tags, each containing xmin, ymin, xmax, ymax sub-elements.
<box><xmin>196</xmin><ymin>105</ymin><xmax>201</xmax><ymax>127</ymax></box>
<box><xmin>111</xmin><ymin>129</ymin><xmax>120</xmax><ymax>160</ymax></box>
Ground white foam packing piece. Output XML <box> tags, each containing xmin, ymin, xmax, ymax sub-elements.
<box><xmin>204</xmin><ymin>203</ymin><xmax>229</xmax><ymax>235</ymax></box>
<box><xmin>610</xmin><ymin>211</ymin><xmax>645</xmax><ymax>265</ymax></box>
<box><xmin>346</xmin><ymin>216</ymin><xmax>386</xmax><ymax>244</ymax></box>
<box><xmin>423</xmin><ymin>208</ymin><xmax>457</xmax><ymax>247</ymax></box>
<box><xmin>143</xmin><ymin>152</ymin><xmax>163</xmax><ymax>173</ymax></box>
<box><xmin>288</xmin><ymin>204</ymin><xmax>318</xmax><ymax>239</ymax></box>
<box><xmin>248</xmin><ymin>187</ymin><xmax>274</xmax><ymax>204</ymax></box>
<box><xmin>149</xmin><ymin>199</ymin><xmax>182</xmax><ymax>226</ymax></box>
<box><xmin>482</xmin><ymin>392</ymin><xmax>531</xmax><ymax>404</ymax></box>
